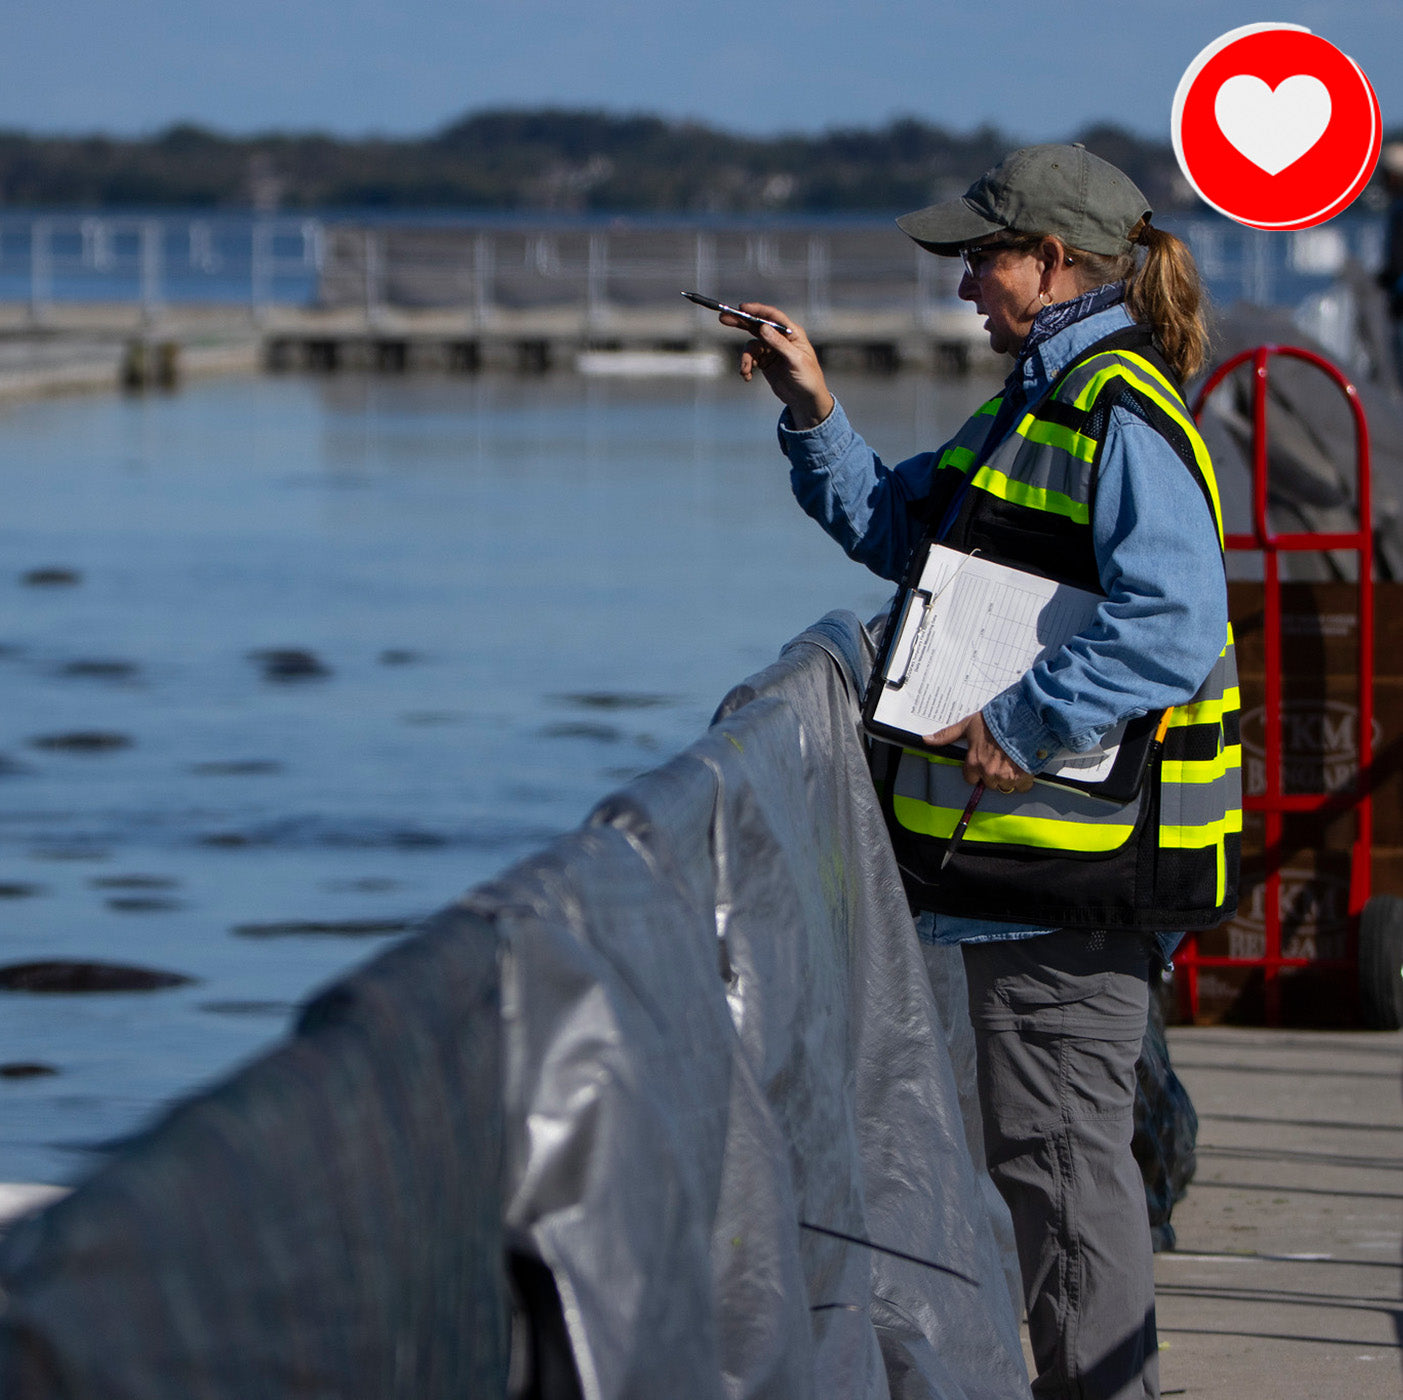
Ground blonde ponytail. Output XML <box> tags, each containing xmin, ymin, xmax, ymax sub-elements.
<box><xmin>1063</xmin><ymin>222</ymin><xmax>1210</xmax><ymax>385</ymax></box>
<box><xmin>1124</xmin><ymin>224</ymin><xmax>1208</xmax><ymax>385</ymax></box>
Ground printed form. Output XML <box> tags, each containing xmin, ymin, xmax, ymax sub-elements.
<box><xmin>873</xmin><ymin>545</ymin><xmax>1125</xmax><ymax>783</ymax></box>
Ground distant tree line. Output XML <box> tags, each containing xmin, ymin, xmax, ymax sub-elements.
<box><xmin>0</xmin><ymin>108</ymin><xmax>1217</xmax><ymax>214</ymax></box>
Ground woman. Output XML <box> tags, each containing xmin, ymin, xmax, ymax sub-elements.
<box><xmin>724</xmin><ymin>145</ymin><xmax>1240</xmax><ymax>1400</ymax></box>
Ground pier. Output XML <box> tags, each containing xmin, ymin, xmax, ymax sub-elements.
<box><xmin>0</xmin><ymin>302</ymin><xmax>994</xmax><ymax>400</ymax></box>
<box><xmin>0</xmin><ymin>217</ymin><xmax>1001</xmax><ymax>393</ymax></box>
<box><xmin>260</xmin><ymin>302</ymin><xmax>993</xmax><ymax>376</ymax></box>
<box><xmin>0</xmin><ymin>210</ymin><xmax>1385</xmax><ymax>396</ymax></box>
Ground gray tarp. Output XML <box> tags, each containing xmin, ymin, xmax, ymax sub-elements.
<box><xmin>0</xmin><ymin>906</ymin><xmax>509</xmax><ymax>1397</ymax></box>
<box><xmin>479</xmin><ymin>611</ymin><xmax>1027</xmax><ymax>1399</ymax></box>
<box><xmin>0</xmin><ymin>611</ymin><xmax>1028</xmax><ymax>1399</ymax></box>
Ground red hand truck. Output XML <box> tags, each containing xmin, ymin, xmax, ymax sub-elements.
<box><xmin>1181</xmin><ymin>345</ymin><xmax>1395</xmax><ymax>1027</ymax></box>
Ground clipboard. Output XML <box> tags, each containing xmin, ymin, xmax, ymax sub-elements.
<box><xmin>863</xmin><ymin>542</ymin><xmax>1160</xmax><ymax>803</ymax></box>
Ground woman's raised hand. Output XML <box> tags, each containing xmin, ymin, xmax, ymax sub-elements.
<box><xmin>720</xmin><ymin>303</ymin><xmax>835</xmax><ymax>430</ymax></box>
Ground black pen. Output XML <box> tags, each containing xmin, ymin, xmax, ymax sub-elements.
<box><xmin>680</xmin><ymin>291</ymin><xmax>793</xmax><ymax>335</ymax></box>
<box><xmin>942</xmin><ymin>782</ymin><xmax>985</xmax><ymax>870</ymax></box>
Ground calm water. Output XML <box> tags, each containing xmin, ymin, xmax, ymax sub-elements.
<box><xmin>0</xmin><ymin>364</ymin><xmax>983</xmax><ymax>1184</ymax></box>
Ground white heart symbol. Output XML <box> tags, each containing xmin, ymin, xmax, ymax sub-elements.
<box><xmin>1215</xmin><ymin>73</ymin><xmax>1332</xmax><ymax>176</ymax></box>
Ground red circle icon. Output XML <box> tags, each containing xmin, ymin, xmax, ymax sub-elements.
<box><xmin>1172</xmin><ymin>24</ymin><xmax>1380</xmax><ymax>230</ymax></box>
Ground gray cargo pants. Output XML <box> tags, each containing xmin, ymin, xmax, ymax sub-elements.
<box><xmin>962</xmin><ymin>929</ymin><xmax>1157</xmax><ymax>1400</ymax></box>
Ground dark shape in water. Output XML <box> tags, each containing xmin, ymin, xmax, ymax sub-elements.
<box><xmin>28</xmin><ymin>731</ymin><xmax>134</xmax><ymax>753</ymax></box>
<box><xmin>106</xmin><ymin>896</ymin><xmax>184</xmax><ymax>913</ymax></box>
<box><xmin>400</xmin><ymin>711</ymin><xmax>465</xmax><ymax>726</ymax></box>
<box><xmin>21</xmin><ymin>567</ymin><xmax>82</xmax><ymax>587</ymax></box>
<box><xmin>190</xmin><ymin>759</ymin><xmax>284</xmax><ymax>776</ymax></box>
<box><xmin>0</xmin><ymin>753</ymin><xmax>35</xmax><ymax>777</ymax></box>
<box><xmin>60</xmin><ymin>659</ymin><xmax>141</xmax><ymax>680</ymax></box>
<box><xmin>0</xmin><ymin>882</ymin><xmax>45</xmax><ymax>899</ymax></box>
<box><xmin>541</xmin><ymin>721</ymin><xmax>621</xmax><ymax>743</ymax></box>
<box><xmin>0</xmin><ymin>960</ymin><xmax>195</xmax><ymax>993</ymax></box>
<box><xmin>389</xmin><ymin>830</ymin><xmax>448</xmax><ymax>848</ymax></box>
<box><xmin>231</xmin><ymin>917</ymin><xmax>419</xmax><ymax>939</ymax></box>
<box><xmin>551</xmin><ymin>691</ymin><xmax>674</xmax><ymax>711</ymax></box>
<box><xmin>325</xmin><ymin>876</ymin><xmax>401</xmax><ymax>893</ymax></box>
<box><xmin>248</xmin><ymin>648</ymin><xmax>332</xmax><ymax>681</ymax></box>
<box><xmin>0</xmin><ymin>1062</ymin><xmax>59</xmax><ymax>1079</ymax></box>
<box><xmin>90</xmin><ymin>874</ymin><xmax>180</xmax><ymax>891</ymax></box>
<box><xmin>196</xmin><ymin>816</ymin><xmax>532</xmax><ymax>851</ymax></box>
<box><xmin>199</xmin><ymin>1000</ymin><xmax>296</xmax><ymax>1018</ymax></box>
<box><xmin>379</xmin><ymin>648</ymin><xmax>421</xmax><ymax>665</ymax></box>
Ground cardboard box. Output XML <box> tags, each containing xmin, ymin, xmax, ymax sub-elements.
<box><xmin>1193</xmin><ymin>844</ymin><xmax>1403</xmax><ymax>962</ymax></box>
<box><xmin>1180</xmin><ymin>575</ymin><xmax>1403</xmax><ymax>1022</ymax></box>
<box><xmin>1234</xmin><ymin>674</ymin><xmax>1403</xmax><ymax>846</ymax></box>
<box><xmin>1182</xmin><ymin>964</ymin><xmax>1357</xmax><ymax>1027</ymax></box>
<box><xmin>1181</xmin><ymin>845</ymin><xmax>1403</xmax><ymax>1025</ymax></box>
<box><xmin>1228</xmin><ymin>580</ymin><xmax>1403</xmax><ymax>678</ymax></box>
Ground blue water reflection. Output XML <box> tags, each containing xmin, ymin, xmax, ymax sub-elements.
<box><xmin>0</xmin><ymin>366</ymin><xmax>975</xmax><ymax>1182</ymax></box>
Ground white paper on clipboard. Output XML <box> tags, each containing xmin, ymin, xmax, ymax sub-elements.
<box><xmin>872</xmin><ymin>544</ymin><xmax>1126</xmax><ymax>784</ymax></box>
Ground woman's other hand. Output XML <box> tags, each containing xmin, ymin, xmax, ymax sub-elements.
<box><xmin>720</xmin><ymin>303</ymin><xmax>835</xmax><ymax>429</ymax></box>
<box><xmin>924</xmin><ymin>711</ymin><xmax>1034</xmax><ymax>793</ymax></box>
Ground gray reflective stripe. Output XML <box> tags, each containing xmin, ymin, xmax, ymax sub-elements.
<box><xmin>981</xmin><ymin>429</ymin><xmax>1093</xmax><ymax>505</ymax></box>
<box><xmin>894</xmin><ymin>750</ymin><xmax>1145</xmax><ymax>828</ymax></box>
<box><xmin>1167</xmin><ymin>652</ymin><xmax>1239</xmax><ymax>742</ymax></box>
<box><xmin>937</xmin><ymin>407</ymin><xmax>1004</xmax><ymax>471</ymax></box>
<box><xmin>1158</xmin><ymin>774</ymin><xmax>1241</xmax><ymax>829</ymax></box>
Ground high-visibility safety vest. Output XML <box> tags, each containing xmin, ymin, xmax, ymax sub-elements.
<box><xmin>871</xmin><ymin>325</ymin><xmax>1242</xmax><ymax>930</ymax></box>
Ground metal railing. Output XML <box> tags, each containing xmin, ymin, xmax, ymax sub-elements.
<box><xmin>0</xmin><ymin>212</ymin><xmax>1388</xmax><ymax>322</ymax></box>
<box><xmin>2</xmin><ymin>215</ymin><xmax>323</xmax><ymax>324</ymax></box>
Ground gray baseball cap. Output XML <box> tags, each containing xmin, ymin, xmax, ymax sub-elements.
<box><xmin>896</xmin><ymin>143</ymin><xmax>1151</xmax><ymax>257</ymax></box>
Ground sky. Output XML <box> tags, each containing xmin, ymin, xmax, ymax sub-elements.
<box><xmin>1</xmin><ymin>0</ymin><xmax>1398</xmax><ymax>144</ymax></box>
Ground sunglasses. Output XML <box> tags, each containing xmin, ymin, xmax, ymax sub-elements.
<box><xmin>959</xmin><ymin>239</ymin><xmax>1025</xmax><ymax>279</ymax></box>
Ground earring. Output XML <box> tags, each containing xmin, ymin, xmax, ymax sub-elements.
<box><xmin>1038</xmin><ymin>291</ymin><xmax>1052</xmax><ymax>306</ymax></box>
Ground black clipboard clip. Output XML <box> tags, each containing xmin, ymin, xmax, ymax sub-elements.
<box><xmin>884</xmin><ymin>587</ymin><xmax>934</xmax><ymax>690</ymax></box>
<box><xmin>882</xmin><ymin>548</ymin><xmax>980</xmax><ymax>691</ymax></box>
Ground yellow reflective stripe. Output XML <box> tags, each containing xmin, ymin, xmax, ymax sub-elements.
<box><xmin>1170</xmin><ymin>687</ymin><xmax>1240</xmax><ymax>727</ymax></box>
<box><xmin>890</xmin><ymin>795</ymin><xmax>960</xmax><ymax>838</ymax></box>
<box><xmin>1116</xmin><ymin>353</ymin><xmax>1225</xmax><ymax>537</ymax></box>
<box><xmin>1160</xmin><ymin>809</ymin><xmax>1243</xmax><ymax>903</ymax></box>
<box><xmin>1160</xmin><ymin>745</ymin><xmax>1242</xmax><ymax>786</ymax></box>
<box><xmin>966</xmin><ymin>813</ymin><xmax>1134</xmax><ymax>849</ymax></box>
<box><xmin>970</xmin><ymin>465</ymin><xmax>1090</xmax><ymax>524</ymax></box>
<box><xmin>1063</xmin><ymin>358</ymin><xmax>1135</xmax><ymax>410</ymax></box>
<box><xmin>1013</xmin><ymin>413</ymin><xmax>1099</xmax><ymax>463</ymax></box>
<box><xmin>891</xmin><ymin>795</ymin><xmax>1135</xmax><ymax>850</ymax></box>
<box><xmin>1159</xmin><ymin>809</ymin><xmax>1244</xmax><ymax>849</ymax></box>
<box><xmin>1061</xmin><ymin>352</ymin><xmax>1226</xmax><ymax>543</ymax></box>
<box><xmin>938</xmin><ymin>396</ymin><xmax>1003</xmax><ymax>473</ymax></box>
<box><xmin>1065</xmin><ymin>353</ymin><xmax>1183</xmax><ymax>419</ymax></box>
